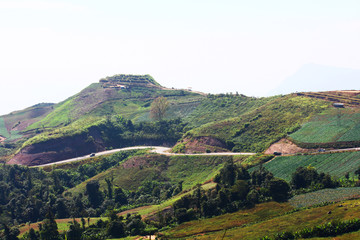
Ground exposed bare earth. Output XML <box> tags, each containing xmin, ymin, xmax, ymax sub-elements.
<box><xmin>176</xmin><ymin>136</ymin><xmax>229</xmax><ymax>153</ymax></box>
<box><xmin>0</xmin><ymin>136</ymin><xmax>5</xmax><ymax>143</ymax></box>
<box><xmin>265</xmin><ymin>138</ymin><xmax>311</xmax><ymax>155</ymax></box>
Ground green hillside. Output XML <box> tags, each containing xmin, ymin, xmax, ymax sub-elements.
<box><xmin>162</xmin><ymin>198</ymin><xmax>360</xmax><ymax>239</ymax></box>
<box><xmin>183</xmin><ymin>94</ymin><xmax>278</xmax><ymax>128</ymax></box>
<box><xmin>66</xmin><ymin>154</ymin><xmax>233</xmax><ymax>196</ymax></box>
<box><xmin>254</xmin><ymin>151</ymin><xmax>360</xmax><ymax>181</ymax></box>
<box><xmin>290</xmin><ymin>108</ymin><xmax>360</xmax><ymax>147</ymax></box>
<box><xmin>182</xmin><ymin>95</ymin><xmax>330</xmax><ymax>152</ymax></box>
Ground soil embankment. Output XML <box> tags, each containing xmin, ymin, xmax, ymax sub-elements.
<box><xmin>8</xmin><ymin>129</ymin><xmax>105</xmax><ymax>166</ymax></box>
<box><xmin>175</xmin><ymin>136</ymin><xmax>229</xmax><ymax>153</ymax></box>
<box><xmin>265</xmin><ymin>138</ymin><xmax>310</xmax><ymax>155</ymax></box>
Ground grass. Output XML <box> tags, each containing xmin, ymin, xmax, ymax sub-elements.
<box><xmin>184</xmin><ymin>94</ymin><xmax>277</xmax><ymax>128</ymax></box>
<box><xmin>0</xmin><ymin>117</ymin><xmax>9</xmax><ymax>138</ymax></box>
<box><xmin>119</xmin><ymin>182</ymin><xmax>217</xmax><ymax>218</ymax></box>
<box><xmin>164</xmin><ymin>155</ymin><xmax>230</xmax><ymax>190</ymax></box>
<box><xmin>175</xmin><ymin>198</ymin><xmax>360</xmax><ymax>239</ymax></box>
<box><xmin>186</xmin><ymin>95</ymin><xmax>330</xmax><ymax>152</ymax></box>
<box><xmin>290</xmin><ymin>108</ymin><xmax>360</xmax><ymax>143</ymax></box>
<box><xmin>18</xmin><ymin>217</ymin><xmax>101</xmax><ymax>237</ymax></box>
<box><xmin>66</xmin><ymin>154</ymin><xmax>231</xmax><ymax>197</ymax></box>
<box><xmin>160</xmin><ymin>201</ymin><xmax>293</xmax><ymax>239</ymax></box>
<box><xmin>256</xmin><ymin>151</ymin><xmax>360</xmax><ymax>181</ymax></box>
<box><xmin>289</xmin><ymin>187</ymin><xmax>360</xmax><ymax>208</ymax></box>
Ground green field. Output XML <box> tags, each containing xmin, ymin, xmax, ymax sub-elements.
<box><xmin>290</xmin><ymin>108</ymin><xmax>360</xmax><ymax>143</ymax></box>
<box><xmin>162</xmin><ymin>198</ymin><xmax>360</xmax><ymax>239</ymax></box>
<box><xmin>258</xmin><ymin>151</ymin><xmax>360</xmax><ymax>181</ymax></box>
<box><xmin>289</xmin><ymin>187</ymin><xmax>360</xmax><ymax>208</ymax></box>
<box><xmin>0</xmin><ymin>117</ymin><xmax>9</xmax><ymax>138</ymax></box>
<box><xmin>165</xmin><ymin>198</ymin><xmax>360</xmax><ymax>239</ymax></box>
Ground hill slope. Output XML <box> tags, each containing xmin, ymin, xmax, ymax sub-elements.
<box><xmin>176</xmin><ymin>95</ymin><xmax>330</xmax><ymax>153</ymax></box>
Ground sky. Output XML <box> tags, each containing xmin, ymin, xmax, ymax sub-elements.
<box><xmin>1</xmin><ymin>0</ymin><xmax>360</xmax><ymax>115</ymax></box>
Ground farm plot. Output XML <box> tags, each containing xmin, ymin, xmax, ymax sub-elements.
<box><xmin>290</xmin><ymin>108</ymin><xmax>360</xmax><ymax>143</ymax></box>
<box><xmin>0</xmin><ymin>118</ymin><xmax>9</xmax><ymax>138</ymax></box>
<box><xmin>258</xmin><ymin>151</ymin><xmax>360</xmax><ymax>181</ymax></box>
<box><xmin>289</xmin><ymin>187</ymin><xmax>360</xmax><ymax>208</ymax></box>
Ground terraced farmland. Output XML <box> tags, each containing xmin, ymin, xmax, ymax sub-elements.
<box><xmin>258</xmin><ymin>151</ymin><xmax>360</xmax><ymax>181</ymax></box>
<box><xmin>290</xmin><ymin>108</ymin><xmax>360</xmax><ymax>143</ymax></box>
<box><xmin>289</xmin><ymin>187</ymin><xmax>360</xmax><ymax>208</ymax></box>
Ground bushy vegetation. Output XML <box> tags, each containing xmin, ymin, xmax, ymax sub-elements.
<box><xmin>5</xmin><ymin>209</ymin><xmax>157</xmax><ymax>240</ymax></box>
<box><xmin>0</xmin><ymin>151</ymin><xmax>149</xmax><ymax>226</ymax></box>
<box><xmin>185</xmin><ymin>95</ymin><xmax>329</xmax><ymax>152</ymax></box>
<box><xmin>22</xmin><ymin>116</ymin><xmax>187</xmax><ymax>151</ymax></box>
<box><xmin>66</xmin><ymin>154</ymin><xmax>232</xmax><ymax>203</ymax></box>
<box><xmin>169</xmin><ymin>160</ymin><xmax>291</xmax><ymax>225</ymax></box>
<box><xmin>184</xmin><ymin>93</ymin><xmax>277</xmax><ymax>128</ymax></box>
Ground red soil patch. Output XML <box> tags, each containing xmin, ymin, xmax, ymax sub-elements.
<box><xmin>265</xmin><ymin>138</ymin><xmax>311</xmax><ymax>155</ymax></box>
<box><xmin>177</xmin><ymin>136</ymin><xmax>229</xmax><ymax>154</ymax></box>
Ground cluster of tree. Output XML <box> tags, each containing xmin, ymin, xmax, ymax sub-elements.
<box><xmin>291</xmin><ymin>166</ymin><xmax>338</xmax><ymax>191</ymax></box>
<box><xmin>170</xmin><ymin>162</ymin><xmax>341</xmax><ymax>225</ymax></box>
<box><xmin>3</xmin><ymin>210</ymin><xmax>157</xmax><ymax>240</ymax></box>
<box><xmin>99</xmin><ymin>116</ymin><xmax>186</xmax><ymax>147</ymax></box>
<box><xmin>0</xmin><ymin>153</ymin><xmax>180</xmax><ymax>228</ymax></box>
<box><xmin>171</xmin><ymin>161</ymin><xmax>291</xmax><ymax>223</ymax></box>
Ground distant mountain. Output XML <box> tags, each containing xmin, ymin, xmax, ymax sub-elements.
<box><xmin>268</xmin><ymin>64</ymin><xmax>360</xmax><ymax>95</ymax></box>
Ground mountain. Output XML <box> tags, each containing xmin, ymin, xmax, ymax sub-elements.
<box><xmin>269</xmin><ymin>64</ymin><xmax>360</xmax><ymax>95</ymax></box>
<box><xmin>2</xmin><ymin>73</ymin><xmax>360</xmax><ymax>239</ymax></box>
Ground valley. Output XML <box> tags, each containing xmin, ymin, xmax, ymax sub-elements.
<box><xmin>1</xmin><ymin>74</ymin><xmax>360</xmax><ymax>239</ymax></box>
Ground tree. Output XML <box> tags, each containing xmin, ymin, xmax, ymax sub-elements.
<box><xmin>86</xmin><ymin>180</ymin><xmax>103</xmax><ymax>208</ymax></box>
<box><xmin>39</xmin><ymin>210</ymin><xmax>60</xmax><ymax>240</ymax></box>
<box><xmin>150</xmin><ymin>96</ymin><xmax>169</xmax><ymax>121</ymax></box>
<box><xmin>269</xmin><ymin>178</ymin><xmax>290</xmax><ymax>202</ymax></box>
<box><xmin>66</xmin><ymin>219</ymin><xmax>82</xmax><ymax>240</ymax></box>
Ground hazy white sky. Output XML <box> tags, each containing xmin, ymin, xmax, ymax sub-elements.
<box><xmin>1</xmin><ymin>0</ymin><xmax>360</xmax><ymax>115</ymax></box>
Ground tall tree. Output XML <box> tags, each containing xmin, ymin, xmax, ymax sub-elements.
<box><xmin>150</xmin><ymin>96</ymin><xmax>169</xmax><ymax>121</ymax></box>
<box><xmin>39</xmin><ymin>210</ymin><xmax>59</xmax><ymax>240</ymax></box>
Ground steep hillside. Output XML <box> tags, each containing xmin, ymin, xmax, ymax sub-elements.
<box><xmin>0</xmin><ymin>103</ymin><xmax>54</xmax><ymax>141</ymax></box>
<box><xmin>4</xmin><ymin>74</ymin><xmax>206</xmax><ymax>165</ymax></box>
<box><xmin>65</xmin><ymin>154</ymin><xmax>234</xmax><ymax>197</ymax></box>
<box><xmin>175</xmin><ymin>95</ymin><xmax>330</xmax><ymax>153</ymax></box>
<box><xmin>27</xmin><ymin>74</ymin><xmax>202</xmax><ymax>130</ymax></box>
<box><xmin>289</xmin><ymin>107</ymin><xmax>360</xmax><ymax>148</ymax></box>
<box><xmin>183</xmin><ymin>94</ymin><xmax>278</xmax><ymax>128</ymax></box>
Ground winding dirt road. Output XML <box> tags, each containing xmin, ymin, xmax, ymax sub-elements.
<box><xmin>34</xmin><ymin>146</ymin><xmax>256</xmax><ymax>167</ymax></box>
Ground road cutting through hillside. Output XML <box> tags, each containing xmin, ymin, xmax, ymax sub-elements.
<box><xmin>34</xmin><ymin>146</ymin><xmax>256</xmax><ymax>167</ymax></box>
